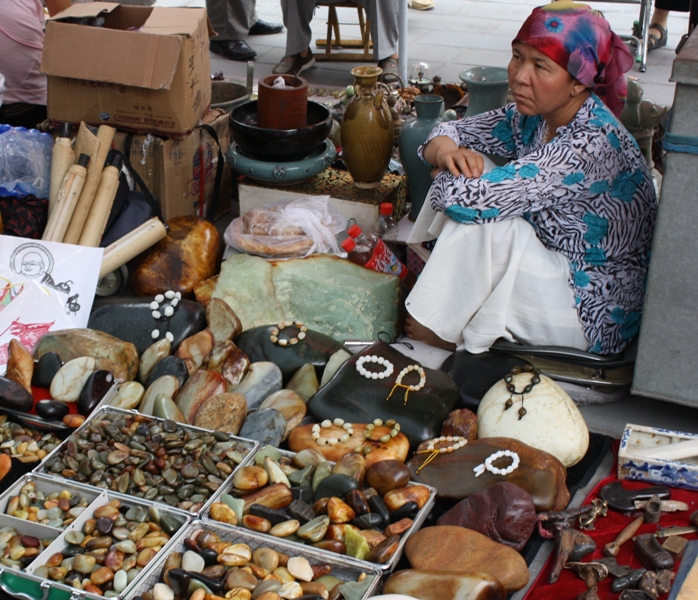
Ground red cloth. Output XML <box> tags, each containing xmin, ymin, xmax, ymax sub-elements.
<box><xmin>524</xmin><ymin>443</ymin><xmax>698</xmax><ymax>599</ymax></box>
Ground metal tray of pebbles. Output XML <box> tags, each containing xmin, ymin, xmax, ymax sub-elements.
<box><xmin>129</xmin><ymin>519</ymin><xmax>383</xmax><ymax>600</ymax></box>
<box><xmin>202</xmin><ymin>446</ymin><xmax>437</xmax><ymax>574</ymax></box>
<box><xmin>0</xmin><ymin>489</ymin><xmax>189</xmax><ymax>600</ymax></box>
<box><xmin>0</xmin><ymin>473</ymin><xmax>101</xmax><ymax>530</ymax></box>
<box><xmin>35</xmin><ymin>407</ymin><xmax>259</xmax><ymax>518</ymax></box>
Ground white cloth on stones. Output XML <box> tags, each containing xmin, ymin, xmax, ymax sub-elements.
<box><xmin>280</xmin><ymin>0</ymin><xmax>399</xmax><ymax>60</ymax></box>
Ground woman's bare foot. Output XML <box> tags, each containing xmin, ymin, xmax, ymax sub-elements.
<box><xmin>404</xmin><ymin>315</ymin><xmax>456</xmax><ymax>351</ymax></box>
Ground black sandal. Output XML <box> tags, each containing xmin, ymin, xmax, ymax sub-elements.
<box><xmin>647</xmin><ymin>23</ymin><xmax>668</xmax><ymax>52</ymax></box>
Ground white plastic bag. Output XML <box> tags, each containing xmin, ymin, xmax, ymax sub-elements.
<box><xmin>225</xmin><ymin>196</ymin><xmax>348</xmax><ymax>258</ymax></box>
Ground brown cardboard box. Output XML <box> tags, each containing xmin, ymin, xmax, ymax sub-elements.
<box><xmin>113</xmin><ymin>108</ymin><xmax>231</xmax><ymax>221</ymax></box>
<box><xmin>41</xmin><ymin>2</ymin><xmax>211</xmax><ymax>137</ymax></box>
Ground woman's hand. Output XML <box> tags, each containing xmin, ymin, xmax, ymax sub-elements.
<box><xmin>423</xmin><ymin>136</ymin><xmax>485</xmax><ymax>179</ymax></box>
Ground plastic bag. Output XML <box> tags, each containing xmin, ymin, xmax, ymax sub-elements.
<box><xmin>0</xmin><ymin>125</ymin><xmax>52</xmax><ymax>199</ymax></box>
<box><xmin>225</xmin><ymin>196</ymin><xmax>348</xmax><ymax>258</ymax></box>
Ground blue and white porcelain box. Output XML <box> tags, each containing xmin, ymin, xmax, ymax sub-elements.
<box><xmin>618</xmin><ymin>423</ymin><xmax>698</xmax><ymax>490</ymax></box>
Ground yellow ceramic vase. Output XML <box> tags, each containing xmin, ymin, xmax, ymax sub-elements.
<box><xmin>341</xmin><ymin>66</ymin><xmax>394</xmax><ymax>189</ymax></box>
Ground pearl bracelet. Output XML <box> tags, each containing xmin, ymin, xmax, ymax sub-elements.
<box><xmin>387</xmin><ymin>364</ymin><xmax>426</xmax><ymax>406</ymax></box>
<box><xmin>150</xmin><ymin>290</ymin><xmax>181</xmax><ymax>342</ymax></box>
<box><xmin>473</xmin><ymin>450</ymin><xmax>520</xmax><ymax>477</ymax></box>
<box><xmin>270</xmin><ymin>320</ymin><xmax>307</xmax><ymax>347</ymax></box>
<box><xmin>356</xmin><ymin>418</ymin><xmax>401</xmax><ymax>455</ymax></box>
<box><xmin>356</xmin><ymin>355</ymin><xmax>394</xmax><ymax>380</ymax></box>
<box><xmin>414</xmin><ymin>435</ymin><xmax>468</xmax><ymax>474</ymax></box>
<box><xmin>312</xmin><ymin>418</ymin><xmax>354</xmax><ymax>446</ymax></box>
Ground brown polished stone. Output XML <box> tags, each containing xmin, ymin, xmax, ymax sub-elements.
<box><xmin>365</xmin><ymin>459</ymin><xmax>411</xmax><ymax>496</ymax></box>
<box><xmin>407</xmin><ymin>437</ymin><xmax>569</xmax><ymax>512</ymax></box>
<box><xmin>205</xmin><ymin>340</ymin><xmax>250</xmax><ymax>387</ymax></box>
<box><xmin>175</xmin><ymin>330</ymin><xmax>215</xmax><ymax>375</ymax></box>
<box><xmin>175</xmin><ymin>369</ymin><xmax>228</xmax><ymax>424</ymax></box>
<box><xmin>131</xmin><ymin>215</ymin><xmax>221</xmax><ymax>297</ymax></box>
<box><xmin>288</xmin><ymin>423</ymin><xmax>409</xmax><ymax>467</ymax></box>
<box><xmin>5</xmin><ymin>339</ymin><xmax>33</xmax><ymax>393</ymax></box>
<box><xmin>34</xmin><ymin>328</ymin><xmax>138</xmax><ymax>382</ymax></box>
<box><xmin>194</xmin><ymin>392</ymin><xmax>247</xmax><ymax>435</ymax></box>
<box><xmin>383</xmin><ymin>569</ymin><xmax>506</xmax><ymax>600</ymax></box>
<box><xmin>441</xmin><ymin>408</ymin><xmax>479</xmax><ymax>440</ymax></box>
<box><xmin>437</xmin><ymin>482</ymin><xmax>536</xmax><ymax>551</ymax></box>
<box><xmin>405</xmin><ymin>526</ymin><xmax>529</xmax><ymax>593</ymax></box>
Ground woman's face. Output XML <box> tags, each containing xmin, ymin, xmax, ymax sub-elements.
<box><xmin>508</xmin><ymin>42</ymin><xmax>582</xmax><ymax>119</ymax></box>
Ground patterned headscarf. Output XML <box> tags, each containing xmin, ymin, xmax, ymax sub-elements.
<box><xmin>513</xmin><ymin>1</ymin><xmax>634</xmax><ymax>117</ymax></box>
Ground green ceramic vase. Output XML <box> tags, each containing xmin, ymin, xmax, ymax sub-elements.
<box><xmin>399</xmin><ymin>94</ymin><xmax>444</xmax><ymax>220</ymax></box>
<box><xmin>341</xmin><ymin>66</ymin><xmax>394</xmax><ymax>189</ymax></box>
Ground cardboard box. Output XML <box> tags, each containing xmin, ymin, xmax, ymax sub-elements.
<box><xmin>41</xmin><ymin>2</ymin><xmax>211</xmax><ymax>137</ymax></box>
<box><xmin>113</xmin><ymin>108</ymin><xmax>231</xmax><ymax>221</ymax></box>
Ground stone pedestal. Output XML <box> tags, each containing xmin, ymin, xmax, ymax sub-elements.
<box><xmin>633</xmin><ymin>29</ymin><xmax>698</xmax><ymax>406</ymax></box>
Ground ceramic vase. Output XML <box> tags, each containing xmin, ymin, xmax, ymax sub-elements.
<box><xmin>399</xmin><ymin>94</ymin><xmax>444</xmax><ymax>220</ymax></box>
<box><xmin>341</xmin><ymin>66</ymin><xmax>394</xmax><ymax>189</ymax></box>
<box><xmin>459</xmin><ymin>66</ymin><xmax>510</xmax><ymax>116</ymax></box>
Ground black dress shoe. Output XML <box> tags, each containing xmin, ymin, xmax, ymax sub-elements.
<box><xmin>209</xmin><ymin>39</ymin><xmax>256</xmax><ymax>61</ymax></box>
<box><xmin>248</xmin><ymin>19</ymin><xmax>284</xmax><ymax>35</ymax></box>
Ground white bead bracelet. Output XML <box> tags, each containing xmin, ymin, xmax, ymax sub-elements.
<box><xmin>312</xmin><ymin>418</ymin><xmax>354</xmax><ymax>446</ymax></box>
<box><xmin>356</xmin><ymin>355</ymin><xmax>394</xmax><ymax>380</ymax></box>
<box><xmin>473</xmin><ymin>450</ymin><xmax>520</xmax><ymax>477</ymax></box>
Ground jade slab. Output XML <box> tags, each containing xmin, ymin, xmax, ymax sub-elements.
<box><xmin>212</xmin><ymin>254</ymin><xmax>400</xmax><ymax>342</ymax></box>
<box><xmin>88</xmin><ymin>297</ymin><xmax>207</xmax><ymax>355</ymax></box>
<box><xmin>308</xmin><ymin>341</ymin><xmax>459</xmax><ymax>448</ymax></box>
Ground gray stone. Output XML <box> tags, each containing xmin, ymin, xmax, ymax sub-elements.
<box><xmin>231</xmin><ymin>362</ymin><xmax>283</xmax><ymax>411</ymax></box>
<box><xmin>238</xmin><ymin>408</ymin><xmax>287</xmax><ymax>447</ymax></box>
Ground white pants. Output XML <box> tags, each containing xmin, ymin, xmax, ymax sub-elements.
<box><xmin>405</xmin><ymin>216</ymin><xmax>589</xmax><ymax>354</ymax></box>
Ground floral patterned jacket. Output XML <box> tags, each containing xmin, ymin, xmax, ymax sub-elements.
<box><xmin>420</xmin><ymin>93</ymin><xmax>657</xmax><ymax>354</ymax></box>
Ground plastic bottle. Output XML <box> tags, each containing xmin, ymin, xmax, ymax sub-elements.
<box><xmin>343</xmin><ymin>224</ymin><xmax>416</xmax><ymax>289</ymax></box>
<box><xmin>374</xmin><ymin>202</ymin><xmax>398</xmax><ymax>240</ymax></box>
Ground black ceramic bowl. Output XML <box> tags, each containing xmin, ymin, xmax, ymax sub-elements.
<box><xmin>230</xmin><ymin>100</ymin><xmax>333</xmax><ymax>162</ymax></box>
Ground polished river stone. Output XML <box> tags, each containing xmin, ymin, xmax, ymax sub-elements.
<box><xmin>405</xmin><ymin>526</ymin><xmax>529</xmax><ymax>593</ymax></box>
<box><xmin>88</xmin><ymin>297</ymin><xmax>207</xmax><ymax>355</ymax></box>
<box><xmin>308</xmin><ymin>341</ymin><xmax>459</xmax><ymax>448</ymax></box>
<box><xmin>406</xmin><ymin>437</ymin><xmax>569</xmax><ymax>512</ymax></box>
<box><xmin>236</xmin><ymin>325</ymin><xmax>347</xmax><ymax>384</ymax></box>
<box><xmin>35</xmin><ymin>328</ymin><xmax>138</xmax><ymax>382</ymax></box>
<box><xmin>383</xmin><ymin>569</ymin><xmax>506</xmax><ymax>600</ymax></box>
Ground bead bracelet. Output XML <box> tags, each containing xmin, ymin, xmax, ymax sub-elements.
<box><xmin>270</xmin><ymin>321</ymin><xmax>307</xmax><ymax>346</ymax></box>
<box><xmin>355</xmin><ymin>419</ymin><xmax>401</xmax><ymax>455</ymax></box>
<box><xmin>150</xmin><ymin>290</ymin><xmax>181</xmax><ymax>342</ymax></box>
<box><xmin>356</xmin><ymin>355</ymin><xmax>395</xmax><ymax>380</ymax></box>
<box><xmin>387</xmin><ymin>364</ymin><xmax>426</xmax><ymax>406</ymax></box>
<box><xmin>414</xmin><ymin>436</ymin><xmax>468</xmax><ymax>474</ymax></box>
<box><xmin>312</xmin><ymin>418</ymin><xmax>354</xmax><ymax>446</ymax></box>
<box><xmin>503</xmin><ymin>365</ymin><xmax>541</xmax><ymax>420</ymax></box>
<box><xmin>473</xmin><ymin>450</ymin><xmax>520</xmax><ymax>477</ymax></box>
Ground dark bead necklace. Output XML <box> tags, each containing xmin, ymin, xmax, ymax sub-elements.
<box><xmin>503</xmin><ymin>365</ymin><xmax>541</xmax><ymax>420</ymax></box>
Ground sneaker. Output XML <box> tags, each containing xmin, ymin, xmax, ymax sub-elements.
<box><xmin>273</xmin><ymin>49</ymin><xmax>315</xmax><ymax>75</ymax></box>
<box><xmin>408</xmin><ymin>0</ymin><xmax>435</xmax><ymax>10</ymax></box>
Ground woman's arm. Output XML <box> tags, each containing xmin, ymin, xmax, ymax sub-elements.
<box><xmin>422</xmin><ymin>136</ymin><xmax>486</xmax><ymax>179</ymax></box>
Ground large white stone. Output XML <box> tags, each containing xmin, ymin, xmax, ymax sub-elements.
<box><xmin>477</xmin><ymin>372</ymin><xmax>589</xmax><ymax>467</ymax></box>
<box><xmin>49</xmin><ymin>356</ymin><xmax>96</xmax><ymax>402</ymax></box>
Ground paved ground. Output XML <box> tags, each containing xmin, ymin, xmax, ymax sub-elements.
<box><xmin>161</xmin><ymin>0</ymin><xmax>690</xmax><ymax>107</ymax></box>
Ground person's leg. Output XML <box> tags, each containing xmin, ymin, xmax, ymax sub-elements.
<box><xmin>648</xmin><ymin>0</ymin><xmax>690</xmax><ymax>49</ymax></box>
<box><xmin>358</xmin><ymin>0</ymin><xmax>399</xmax><ymax>61</ymax></box>
<box><xmin>405</xmin><ymin>218</ymin><xmax>587</xmax><ymax>353</ymax></box>
<box><xmin>206</xmin><ymin>0</ymin><xmax>257</xmax><ymax>60</ymax></box>
<box><xmin>281</xmin><ymin>0</ymin><xmax>316</xmax><ymax>56</ymax></box>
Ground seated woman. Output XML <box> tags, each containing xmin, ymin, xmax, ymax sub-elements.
<box><xmin>404</xmin><ymin>1</ymin><xmax>657</xmax><ymax>356</ymax></box>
